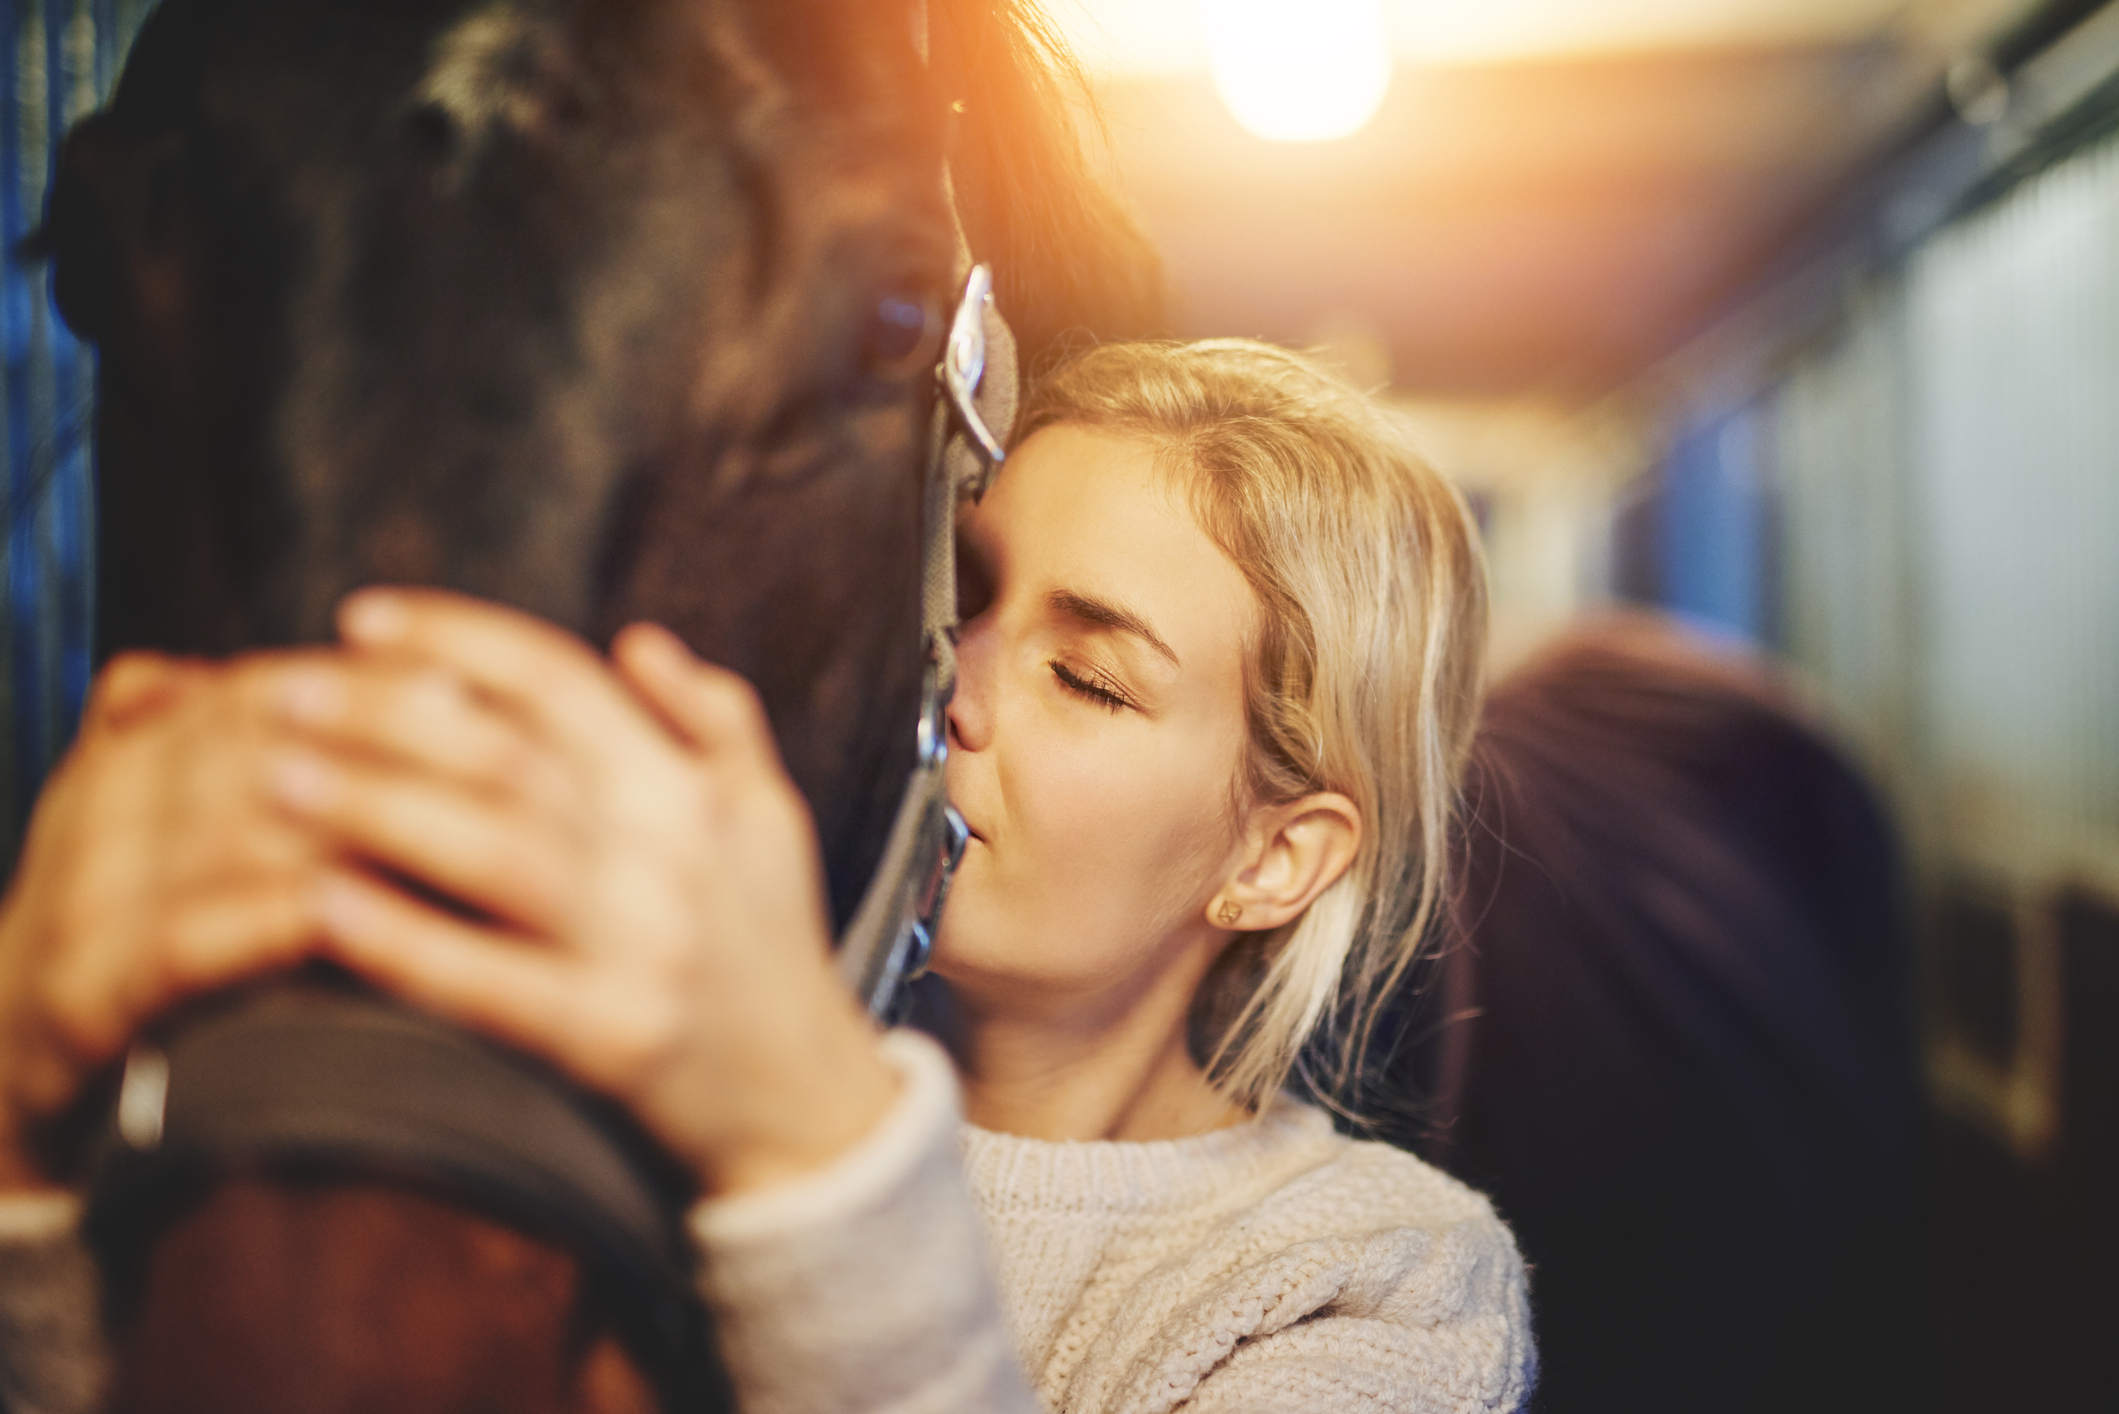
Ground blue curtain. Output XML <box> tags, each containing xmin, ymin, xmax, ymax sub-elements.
<box><xmin>2</xmin><ymin>0</ymin><xmax>153</xmax><ymax>859</ymax></box>
<box><xmin>1614</xmin><ymin>401</ymin><xmax>1777</xmax><ymax>647</ymax></box>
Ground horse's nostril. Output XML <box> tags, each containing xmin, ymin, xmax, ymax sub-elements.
<box><xmin>406</xmin><ymin>102</ymin><xmax>456</xmax><ymax>157</ymax></box>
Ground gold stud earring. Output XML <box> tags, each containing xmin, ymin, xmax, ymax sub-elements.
<box><xmin>1215</xmin><ymin>898</ymin><xmax>1244</xmax><ymax>928</ymax></box>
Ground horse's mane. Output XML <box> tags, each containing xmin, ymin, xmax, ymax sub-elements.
<box><xmin>928</xmin><ymin>0</ymin><xmax>1165</xmax><ymax>374</ymax></box>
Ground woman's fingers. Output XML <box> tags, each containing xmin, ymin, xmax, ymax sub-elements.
<box><xmin>268</xmin><ymin>747</ymin><xmax>574</xmax><ymax>934</ymax></box>
<box><xmin>611</xmin><ymin>622</ymin><xmax>780</xmax><ymax>769</ymax></box>
<box><xmin>3</xmin><ymin>605</ymin><xmax>867</xmax><ymax>1200</ymax></box>
<box><xmin>338</xmin><ymin>589</ymin><xmax>661</xmax><ymax>772</ymax></box>
<box><xmin>84</xmin><ymin>651</ymin><xmax>196</xmax><ymax>731</ymax></box>
<box><xmin>314</xmin><ymin>870</ymin><xmax>583</xmax><ymax>1066</ymax></box>
<box><xmin>269</xmin><ymin>658</ymin><xmax>559</xmax><ymax>809</ymax></box>
<box><xmin>0</xmin><ymin>634</ymin><xmax>604</xmax><ymax>1187</ymax></box>
<box><xmin>24</xmin><ymin>868</ymin><xmax>321</xmax><ymax>1082</ymax></box>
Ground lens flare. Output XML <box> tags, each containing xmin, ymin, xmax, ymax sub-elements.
<box><xmin>1196</xmin><ymin>0</ymin><xmax>1392</xmax><ymax>143</ymax></box>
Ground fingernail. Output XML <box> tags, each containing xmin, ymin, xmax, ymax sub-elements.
<box><xmin>614</xmin><ymin>621</ymin><xmax>672</xmax><ymax>667</ymax></box>
<box><xmin>278</xmin><ymin>668</ymin><xmax>344</xmax><ymax>725</ymax></box>
<box><xmin>341</xmin><ymin>591</ymin><xmax>407</xmax><ymax>644</ymax></box>
<box><xmin>271</xmin><ymin>750</ymin><xmax>339</xmax><ymax>811</ymax></box>
<box><xmin>638</xmin><ymin>627</ymin><xmax>692</xmax><ymax>674</ymax></box>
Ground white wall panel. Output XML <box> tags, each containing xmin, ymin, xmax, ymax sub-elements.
<box><xmin>1905</xmin><ymin>139</ymin><xmax>2119</xmax><ymax>848</ymax></box>
<box><xmin>1774</xmin><ymin>288</ymin><xmax>1917</xmax><ymax>795</ymax></box>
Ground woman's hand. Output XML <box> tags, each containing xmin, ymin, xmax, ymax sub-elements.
<box><xmin>292</xmin><ymin>589</ymin><xmax>899</xmax><ymax>1199</ymax></box>
<box><xmin>0</xmin><ymin>653</ymin><xmax>336</xmax><ymax>1190</ymax></box>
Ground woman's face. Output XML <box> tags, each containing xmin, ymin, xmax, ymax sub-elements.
<box><xmin>936</xmin><ymin>424</ymin><xmax>1259</xmax><ymax>1011</ymax></box>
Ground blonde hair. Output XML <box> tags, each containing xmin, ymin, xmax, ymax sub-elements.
<box><xmin>1016</xmin><ymin>339</ymin><xmax>1488</xmax><ymax>1110</ymax></box>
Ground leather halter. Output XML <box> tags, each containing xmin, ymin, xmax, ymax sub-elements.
<box><xmin>837</xmin><ymin>262</ymin><xmax>1014</xmax><ymax>1020</ymax></box>
<box><xmin>840</xmin><ymin>0</ymin><xmax>1022</xmax><ymax>1021</ymax></box>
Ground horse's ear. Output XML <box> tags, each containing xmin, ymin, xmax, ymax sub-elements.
<box><xmin>45</xmin><ymin>112</ymin><xmax>190</xmax><ymax>345</ymax></box>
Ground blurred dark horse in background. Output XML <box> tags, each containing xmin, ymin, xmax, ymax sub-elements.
<box><xmin>35</xmin><ymin>0</ymin><xmax>1158</xmax><ymax>1408</ymax></box>
<box><xmin>1370</xmin><ymin>616</ymin><xmax>1928</xmax><ymax>1414</ymax></box>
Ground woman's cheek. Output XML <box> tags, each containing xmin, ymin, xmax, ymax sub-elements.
<box><xmin>1032</xmin><ymin>738</ymin><xmax>1228</xmax><ymax>926</ymax></box>
<box><xmin>938</xmin><ymin>745</ymin><xmax>1160</xmax><ymax>980</ymax></box>
<box><xmin>1020</xmin><ymin>729</ymin><xmax>1159</xmax><ymax>865</ymax></box>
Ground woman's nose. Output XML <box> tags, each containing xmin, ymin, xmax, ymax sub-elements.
<box><xmin>946</xmin><ymin>616</ymin><xmax>995</xmax><ymax>753</ymax></box>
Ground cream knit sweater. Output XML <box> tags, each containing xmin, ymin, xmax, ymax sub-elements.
<box><xmin>0</xmin><ymin>1033</ymin><xmax>1534</xmax><ymax>1413</ymax></box>
<box><xmin>697</xmin><ymin>1033</ymin><xmax>1533</xmax><ymax>1413</ymax></box>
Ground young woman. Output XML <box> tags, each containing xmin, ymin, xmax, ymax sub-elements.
<box><xmin>0</xmin><ymin>340</ymin><xmax>1531</xmax><ymax>1411</ymax></box>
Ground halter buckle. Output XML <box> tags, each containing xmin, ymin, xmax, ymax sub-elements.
<box><xmin>940</xmin><ymin>264</ymin><xmax>1006</xmax><ymax>499</ymax></box>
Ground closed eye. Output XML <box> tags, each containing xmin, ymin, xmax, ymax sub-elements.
<box><xmin>1050</xmin><ymin>660</ymin><xmax>1134</xmax><ymax>713</ymax></box>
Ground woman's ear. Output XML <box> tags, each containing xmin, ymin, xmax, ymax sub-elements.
<box><xmin>1207</xmin><ymin>792</ymin><xmax>1361</xmax><ymax>934</ymax></box>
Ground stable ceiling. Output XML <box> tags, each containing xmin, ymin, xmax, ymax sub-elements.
<box><xmin>1051</xmin><ymin>0</ymin><xmax>2054</xmax><ymax>396</ymax></box>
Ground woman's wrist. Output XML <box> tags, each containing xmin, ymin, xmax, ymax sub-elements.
<box><xmin>690</xmin><ymin>985</ymin><xmax>902</xmax><ymax>1200</ymax></box>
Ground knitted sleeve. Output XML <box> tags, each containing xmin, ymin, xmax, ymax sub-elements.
<box><xmin>690</xmin><ymin>1029</ymin><xmax>1040</xmax><ymax>1414</ymax></box>
<box><xmin>0</xmin><ymin>1193</ymin><xmax>109</xmax><ymax>1414</ymax></box>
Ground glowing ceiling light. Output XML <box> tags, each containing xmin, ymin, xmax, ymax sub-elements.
<box><xmin>1196</xmin><ymin>0</ymin><xmax>1392</xmax><ymax>143</ymax></box>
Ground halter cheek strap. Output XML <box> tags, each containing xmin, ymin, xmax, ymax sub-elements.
<box><xmin>837</xmin><ymin>262</ymin><xmax>1015</xmax><ymax>1021</ymax></box>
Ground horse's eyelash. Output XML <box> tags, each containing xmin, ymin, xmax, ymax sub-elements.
<box><xmin>1049</xmin><ymin>660</ymin><xmax>1132</xmax><ymax>713</ymax></box>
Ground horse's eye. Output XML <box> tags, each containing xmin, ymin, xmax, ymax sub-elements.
<box><xmin>861</xmin><ymin>294</ymin><xmax>939</xmax><ymax>379</ymax></box>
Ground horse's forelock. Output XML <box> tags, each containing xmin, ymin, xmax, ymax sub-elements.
<box><xmin>415</xmin><ymin>6</ymin><xmax>573</xmax><ymax>162</ymax></box>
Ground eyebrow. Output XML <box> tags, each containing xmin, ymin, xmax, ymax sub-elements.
<box><xmin>1047</xmin><ymin>588</ymin><xmax>1180</xmax><ymax>668</ymax></box>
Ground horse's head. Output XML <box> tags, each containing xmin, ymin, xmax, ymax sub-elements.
<box><xmin>49</xmin><ymin>0</ymin><xmax>957</xmax><ymax>914</ymax></box>
<box><xmin>40</xmin><ymin>2</ymin><xmax>1161</xmax><ymax>1406</ymax></box>
<box><xmin>41</xmin><ymin>0</ymin><xmax>962</xmax><ymax>1407</ymax></box>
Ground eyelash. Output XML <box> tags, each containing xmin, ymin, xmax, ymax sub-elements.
<box><xmin>1049</xmin><ymin>660</ymin><xmax>1132</xmax><ymax>713</ymax></box>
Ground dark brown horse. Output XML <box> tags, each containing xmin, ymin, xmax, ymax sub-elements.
<box><xmin>1364</xmin><ymin>616</ymin><xmax>1927</xmax><ymax>1414</ymax></box>
<box><xmin>32</xmin><ymin>0</ymin><xmax>1158</xmax><ymax>1407</ymax></box>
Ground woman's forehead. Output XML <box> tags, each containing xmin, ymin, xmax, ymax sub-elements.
<box><xmin>980</xmin><ymin>425</ymin><xmax>1255</xmax><ymax>659</ymax></box>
